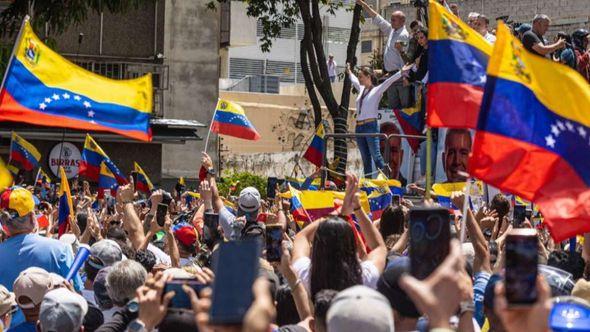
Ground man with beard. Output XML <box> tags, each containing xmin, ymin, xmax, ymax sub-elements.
<box><xmin>442</xmin><ymin>129</ymin><xmax>471</xmax><ymax>183</ymax></box>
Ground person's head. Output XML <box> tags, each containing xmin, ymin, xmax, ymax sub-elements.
<box><xmin>174</xmin><ymin>226</ymin><xmax>198</xmax><ymax>256</ymax></box>
<box><xmin>328</xmin><ymin>54</ymin><xmax>334</xmax><ymax>61</ymax></box>
<box><xmin>357</xmin><ymin>66</ymin><xmax>377</xmax><ymax>87</ymax></box>
<box><xmin>449</xmin><ymin>3</ymin><xmax>459</xmax><ymax>16</ymax></box>
<box><xmin>310</xmin><ymin>216</ymin><xmax>362</xmax><ymax>298</ymax></box>
<box><xmin>532</xmin><ymin>14</ymin><xmax>551</xmax><ymax>36</ymax></box>
<box><xmin>560</xmin><ymin>48</ymin><xmax>577</xmax><ymax>69</ymax></box>
<box><xmin>312</xmin><ymin>289</ymin><xmax>338</xmax><ymax>332</ymax></box>
<box><xmin>377</xmin><ymin>257</ymin><xmax>420</xmax><ymax>329</ymax></box>
<box><xmin>93</xmin><ymin>267</ymin><xmax>113</xmax><ymax>311</ymax></box>
<box><xmin>379</xmin><ymin>205</ymin><xmax>405</xmax><ymax>239</ymax></box>
<box><xmin>548</xmin><ymin>251</ymin><xmax>586</xmax><ymax>280</ymax></box>
<box><xmin>475</xmin><ymin>14</ymin><xmax>490</xmax><ymax>35</ymax></box>
<box><xmin>409</xmin><ymin>20</ymin><xmax>423</xmax><ymax>36</ymax></box>
<box><xmin>0</xmin><ymin>285</ymin><xmax>16</xmax><ymax>329</ymax></box>
<box><xmin>88</xmin><ymin>239</ymin><xmax>123</xmax><ymax>271</ymax></box>
<box><xmin>0</xmin><ymin>187</ymin><xmax>36</xmax><ymax>236</ymax></box>
<box><xmin>13</xmin><ymin>267</ymin><xmax>54</xmax><ymax>322</ymax></box>
<box><xmin>390</xmin><ymin>11</ymin><xmax>406</xmax><ymax>30</ymax></box>
<box><xmin>238</xmin><ymin>187</ymin><xmax>261</xmax><ymax>221</ymax></box>
<box><xmin>76</xmin><ymin>212</ymin><xmax>88</xmax><ymax>235</ymax></box>
<box><xmin>106</xmin><ymin>260</ymin><xmax>147</xmax><ymax>307</ymax></box>
<box><xmin>572</xmin><ymin>29</ymin><xmax>590</xmax><ymax>50</ymax></box>
<box><xmin>380</xmin><ymin>123</ymin><xmax>404</xmax><ymax>180</ymax></box>
<box><xmin>276</xmin><ymin>285</ymin><xmax>299</xmax><ymax>326</ymax></box>
<box><xmin>443</xmin><ymin>129</ymin><xmax>472</xmax><ymax>182</ymax></box>
<box><xmin>467</xmin><ymin>12</ymin><xmax>480</xmax><ymax>28</ymax></box>
<box><xmin>134</xmin><ymin>249</ymin><xmax>157</xmax><ymax>273</ymax></box>
<box><xmin>490</xmin><ymin>194</ymin><xmax>511</xmax><ymax>220</ymax></box>
<box><xmin>327</xmin><ymin>285</ymin><xmax>394</xmax><ymax>332</ymax></box>
<box><xmin>516</xmin><ymin>23</ymin><xmax>532</xmax><ymax>40</ymax></box>
<box><xmin>415</xmin><ymin>27</ymin><xmax>428</xmax><ymax>48</ymax></box>
<box><xmin>483</xmin><ymin>274</ymin><xmax>505</xmax><ymax>332</ymax></box>
<box><xmin>37</xmin><ymin>288</ymin><xmax>87</xmax><ymax>332</ymax></box>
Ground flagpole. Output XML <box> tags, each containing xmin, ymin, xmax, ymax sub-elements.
<box><xmin>460</xmin><ymin>177</ymin><xmax>473</xmax><ymax>243</ymax></box>
<box><xmin>33</xmin><ymin>167</ymin><xmax>41</xmax><ymax>189</ymax></box>
<box><xmin>425</xmin><ymin>127</ymin><xmax>432</xmax><ymax>200</ymax></box>
<box><xmin>0</xmin><ymin>16</ymin><xmax>29</xmax><ymax>92</ymax></box>
<box><xmin>203</xmin><ymin>107</ymin><xmax>218</xmax><ymax>153</ymax></box>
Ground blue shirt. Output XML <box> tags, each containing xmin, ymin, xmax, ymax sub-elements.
<box><xmin>0</xmin><ymin>234</ymin><xmax>82</xmax><ymax>326</ymax></box>
<box><xmin>7</xmin><ymin>321</ymin><xmax>36</xmax><ymax>332</ymax></box>
<box><xmin>473</xmin><ymin>271</ymin><xmax>491</xmax><ymax>327</ymax></box>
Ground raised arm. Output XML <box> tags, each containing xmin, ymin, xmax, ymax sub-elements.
<box><xmin>372</xmin><ymin>71</ymin><xmax>402</xmax><ymax>97</ymax></box>
<box><xmin>116</xmin><ymin>180</ymin><xmax>146</xmax><ymax>250</ymax></box>
<box><xmin>346</xmin><ymin>63</ymin><xmax>361</xmax><ymax>92</ymax></box>
<box><xmin>356</xmin><ymin>0</ymin><xmax>378</xmax><ymax>18</ymax></box>
<box><xmin>452</xmin><ymin>192</ymin><xmax>491</xmax><ymax>273</ymax></box>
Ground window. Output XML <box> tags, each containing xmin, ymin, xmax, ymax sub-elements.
<box><xmin>361</xmin><ymin>40</ymin><xmax>373</xmax><ymax>53</ymax></box>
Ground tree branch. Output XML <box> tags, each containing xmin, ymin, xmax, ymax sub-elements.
<box><xmin>300</xmin><ymin>39</ymin><xmax>322</xmax><ymax>127</ymax></box>
<box><xmin>340</xmin><ymin>4</ymin><xmax>362</xmax><ymax>112</ymax></box>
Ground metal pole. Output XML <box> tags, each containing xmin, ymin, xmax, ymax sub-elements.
<box><xmin>425</xmin><ymin>127</ymin><xmax>432</xmax><ymax>200</ymax></box>
<box><xmin>0</xmin><ymin>16</ymin><xmax>29</xmax><ymax>92</ymax></box>
<box><xmin>203</xmin><ymin>107</ymin><xmax>218</xmax><ymax>153</ymax></box>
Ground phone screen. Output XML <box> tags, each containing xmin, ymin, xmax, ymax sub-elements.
<box><xmin>393</xmin><ymin>195</ymin><xmax>401</xmax><ymax>206</ymax></box>
<box><xmin>164</xmin><ymin>279</ymin><xmax>208</xmax><ymax>309</ymax></box>
<box><xmin>203</xmin><ymin>212</ymin><xmax>220</xmax><ymax>245</ymax></box>
<box><xmin>505</xmin><ymin>230</ymin><xmax>538</xmax><ymax>305</ymax></box>
<box><xmin>513</xmin><ymin>205</ymin><xmax>526</xmax><ymax>228</ymax></box>
<box><xmin>156</xmin><ymin>203</ymin><xmax>168</xmax><ymax>227</ymax></box>
<box><xmin>265</xmin><ymin>226</ymin><xmax>283</xmax><ymax>262</ymax></box>
<box><xmin>210</xmin><ymin>240</ymin><xmax>260</xmax><ymax>325</ymax></box>
<box><xmin>409</xmin><ymin>207</ymin><xmax>451</xmax><ymax>280</ymax></box>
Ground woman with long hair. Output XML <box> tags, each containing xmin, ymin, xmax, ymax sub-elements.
<box><xmin>346</xmin><ymin>65</ymin><xmax>404</xmax><ymax>178</ymax></box>
<box><xmin>291</xmin><ymin>173</ymin><xmax>387</xmax><ymax>298</ymax></box>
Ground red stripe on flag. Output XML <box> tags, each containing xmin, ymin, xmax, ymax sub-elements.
<box><xmin>427</xmin><ymin>82</ymin><xmax>483</xmax><ymax>129</ymax></box>
<box><xmin>79</xmin><ymin>162</ymin><xmax>101</xmax><ymax>182</ymax></box>
<box><xmin>10</xmin><ymin>151</ymin><xmax>35</xmax><ymax>171</ymax></box>
<box><xmin>211</xmin><ymin>120</ymin><xmax>260</xmax><ymax>141</ymax></box>
<box><xmin>303</xmin><ymin>147</ymin><xmax>323</xmax><ymax>168</ymax></box>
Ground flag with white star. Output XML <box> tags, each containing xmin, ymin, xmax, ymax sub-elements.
<box><xmin>211</xmin><ymin>99</ymin><xmax>261</xmax><ymax>141</ymax></box>
<box><xmin>469</xmin><ymin>22</ymin><xmax>590</xmax><ymax>241</ymax></box>
<box><xmin>9</xmin><ymin>132</ymin><xmax>41</xmax><ymax>171</ymax></box>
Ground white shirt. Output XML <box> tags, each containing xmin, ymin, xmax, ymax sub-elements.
<box><xmin>147</xmin><ymin>243</ymin><xmax>171</xmax><ymax>266</ymax></box>
<box><xmin>350</xmin><ymin>71</ymin><xmax>402</xmax><ymax>121</ymax></box>
<box><xmin>327</xmin><ymin>60</ymin><xmax>338</xmax><ymax>77</ymax></box>
<box><xmin>484</xmin><ymin>32</ymin><xmax>496</xmax><ymax>44</ymax></box>
<box><xmin>292</xmin><ymin>256</ymin><xmax>381</xmax><ymax>294</ymax></box>
<box><xmin>373</xmin><ymin>15</ymin><xmax>410</xmax><ymax>72</ymax></box>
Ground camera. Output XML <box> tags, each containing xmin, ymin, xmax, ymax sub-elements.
<box><xmin>412</xmin><ymin>0</ymin><xmax>428</xmax><ymax>8</ymax></box>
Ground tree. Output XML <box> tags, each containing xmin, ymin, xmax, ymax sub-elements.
<box><xmin>210</xmin><ymin>0</ymin><xmax>363</xmax><ymax>176</ymax></box>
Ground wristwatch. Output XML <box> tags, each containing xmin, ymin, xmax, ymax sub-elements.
<box><xmin>460</xmin><ymin>300</ymin><xmax>475</xmax><ymax>315</ymax></box>
<box><xmin>207</xmin><ymin>168</ymin><xmax>217</xmax><ymax>176</ymax></box>
<box><xmin>127</xmin><ymin>319</ymin><xmax>147</xmax><ymax>332</ymax></box>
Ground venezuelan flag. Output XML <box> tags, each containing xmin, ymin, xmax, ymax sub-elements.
<box><xmin>427</xmin><ymin>0</ymin><xmax>492</xmax><ymax>129</ymax></box>
<box><xmin>288</xmin><ymin>184</ymin><xmax>312</xmax><ymax>226</ymax></box>
<box><xmin>98</xmin><ymin>161</ymin><xmax>118</xmax><ymax>199</ymax></box>
<box><xmin>0</xmin><ymin>21</ymin><xmax>153</xmax><ymax>141</ymax></box>
<box><xmin>303</xmin><ymin>123</ymin><xmax>325</xmax><ymax>167</ymax></box>
<box><xmin>212</xmin><ymin>99</ymin><xmax>260</xmax><ymax>141</ymax></box>
<box><xmin>360</xmin><ymin>177</ymin><xmax>404</xmax><ymax>196</ymax></box>
<box><xmin>133</xmin><ymin>162</ymin><xmax>154</xmax><ymax>194</ymax></box>
<box><xmin>35</xmin><ymin>168</ymin><xmax>51</xmax><ymax>185</ymax></box>
<box><xmin>57</xmin><ymin>166</ymin><xmax>73</xmax><ymax>237</ymax></box>
<box><xmin>469</xmin><ymin>22</ymin><xmax>590</xmax><ymax>241</ymax></box>
<box><xmin>9</xmin><ymin>132</ymin><xmax>41</xmax><ymax>171</ymax></box>
<box><xmin>367</xmin><ymin>185</ymin><xmax>393</xmax><ymax>221</ymax></box>
<box><xmin>79</xmin><ymin>134</ymin><xmax>126</xmax><ymax>183</ymax></box>
<box><xmin>0</xmin><ymin>158</ymin><xmax>13</xmax><ymax>192</ymax></box>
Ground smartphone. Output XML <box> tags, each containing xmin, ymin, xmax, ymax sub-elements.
<box><xmin>156</xmin><ymin>203</ymin><xmax>168</xmax><ymax>227</ymax></box>
<box><xmin>513</xmin><ymin>205</ymin><xmax>526</xmax><ymax>228</ymax></box>
<box><xmin>392</xmin><ymin>194</ymin><xmax>401</xmax><ymax>206</ymax></box>
<box><xmin>505</xmin><ymin>229</ymin><xmax>538</xmax><ymax>306</ymax></box>
<box><xmin>210</xmin><ymin>240</ymin><xmax>260</xmax><ymax>325</ymax></box>
<box><xmin>265</xmin><ymin>225</ymin><xmax>283</xmax><ymax>262</ymax></box>
<box><xmin>203</xmin><ymin>212</ymin><xmax>220</xmax><ymax>245</ymax></box>
<box><xmin>164</xmin><ymin>279</ymin><xmax>208</xmax><ymax>309</ymax></box>
<box><xmin>409</xmin><ymin>207</ymin><xmax>451</xmax><ymax>280</ymax></box>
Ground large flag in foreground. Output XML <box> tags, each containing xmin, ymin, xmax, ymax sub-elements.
<box><xmin>427</xmin><ymin>0</ymin><xmax>492</xmax><ymax>129</ymax></box>
<box><xmin>0</xmin><ymin>20</ymin><xmax>153</xmax><ymax>141</ymax></box>
<box><xmin>469</xmin><ymin>22</ymin><xmax>590</xmax><ymax>241</ymax></box>
<box><xmin>212</xmin><ymin>99</ymin><xmax>260</xmax><ymax>141</ymax></box>
<box><xmin>58</xmin><ymin>167</ymin><xmax>74</xmax><ymax>237</ymax></box>
<box><xmin>9</xmin><ymin>132</ymin><xmax>41</xmax><ymax>171</ymax></box>
<box><xmin>303</xmin><ymin>123</ymin><xmax>326</xmax><ymax>167</ymax></box>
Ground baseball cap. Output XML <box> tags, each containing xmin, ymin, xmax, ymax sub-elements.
<box><xmin>327</xmin><ymin>285</ymin><xmax>394</xmax><ymax>332</ymax></box>
<box><xmin>539</xmin><ymin>264</ymin><xmax>575</xmax><ymax>297</ymax></box>
<box><xmin>0</xmin><ymin>285</ymin><xmax>16</xmax><ymax>316</ymax></box>
<box><xmin>13</xmin><ymin>267</ymin><xmax>54</xmax><ymax>309</ymax></box>
<box><xmin>573</xmin><ymin>279</ymin><xmax>590</xmax><ymax>304</ymax></box>
<box><xmin>88</xmin><ymin>239</ymin><xmax>123</xmax><ymax>269</ymax></box>
<box><xmin>238</xmin><ymin>187</ymin><xmax>261</xmax><ymax>213</ymax></box>
<box><xmin>174</xmin><ymin>226</ymin><xmax>197</xmax><ymax>247</ymax></box>
<box><xmin>39</xmin><ymin>288</ymin><xmax>88</xmax><ymax>332</ymax></box>
<box><xmin>377</xmin><ymin>256</ymin><xmax>420</xmax><ymax>318</ymax></box>
<box><xmin>93</xmin><ymin>267</ymin><xmax>113</xmax><ymax>311</ymax></box>
<box><xmin>549</xmin><ymin>296</ymin><xmax>590</xmax><ymax>332</ymax></box>
<box><xmin>0</xmin><ymin>186</ymin><xmax>35</xmax><ymax>217</ymax></box>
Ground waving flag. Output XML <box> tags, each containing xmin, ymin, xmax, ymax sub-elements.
<box><xmin>469</xmin><ymin>22</ymin><xmax>590</xmax><ymax>241</ymax></box>
<box><xmin>212</xmin><ymin>99</ymin><xmax>260</xmax><ymax>141</ymax></box>
<box><xmin>98</xmin><ymin>161</ymin><xmax>118</xmax><ymax>199</ymax></box>
<box><xmin>57</xmin><ymin>167</ymin><xmax>73</xmax><ymax>237</ymax></box>
<box><xmin>367</xmin><ymin>184</ymin><xmax>393</xmax><ymax>221</ymax></box>
<box><xmin>79</xmin><ymin>134</ymin><xmax>126</xmax><ymax>183</ymax></box>
<box><xmin>288</xmin><ymin>184</ymin><xmax>313</xmax><ymax>226</ymax></box>
<box><xmin>0</xmin><ymin>20</ymin><xmax>152</xmax><ymax>141</ymax></box>
<box><xmin>0</xmin><ymin>158</ymin><xmax>13</xmax><ymax>192</ymax></box>
<box><xmin>133</xmin><ymin>162</ymin><xmax>153</xmax><ymax>194</ymax></box>
<box><xmin>9</xmin><ymin>132</ymin><xmax>41</xmax><ymax>171</ymax></box>
<box><xmin>427</xmin><ymin>0</ymin><xmax>492</xmax><ymax>129</ymax></box>
<box><xmin>35</xmin><ymin>168</ymin><xmax>51</xmax><ymax>185</ymax></box>
<box><xmin>303</xmin><ymin>123</ymin><xmax>326</xmax><ymax>167</ymax></box>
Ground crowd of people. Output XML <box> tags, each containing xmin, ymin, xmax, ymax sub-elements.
<box><xmin>1</xmin><ymin>1</ymin><xmax>590</xmax><ymax>332</ymax></box>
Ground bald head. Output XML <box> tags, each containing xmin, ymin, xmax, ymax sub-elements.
<box><xmin>391</xmin><ymin>11</ymin><xmax>406</xmax><ymax>30</ymax></box>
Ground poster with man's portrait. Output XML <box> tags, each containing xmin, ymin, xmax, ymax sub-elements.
<box><xmin>435</xmin><ymin>128</ymin><xmax>474</xmax><ymax>184</ymax></box>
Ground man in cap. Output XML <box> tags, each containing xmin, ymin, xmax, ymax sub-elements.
<box><xmin>0</xmin><ymin>187</ymin><xmax>82</xmax><ymax>327</ymax></box>
<box><xmin>37</xmin><ymin>288</ymin><xmax>88</xmax><ymax>332</ymax></box>
<box><xmin>81</xmin><ymin>240</ymin><xmax>124</xmax><ymax>309</ymax></box>
<box><xmin>9</xmin><ymin>267</ymin><xmax>54</xmax><ymax>332</ymax></box>
<box><xmin>173</xmin><ymin>225</ymin><xmax>199</xmax><ymax>267</ymax></box>
<box><xmin>0</xmin><ymin>285</ymin><xmax>16</xmax><ymax>330</ymax></box>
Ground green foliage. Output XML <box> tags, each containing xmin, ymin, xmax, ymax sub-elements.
<box><xmin>217</xmin><ymin>171</ymin><xmax>268</xmax><ymax>199</ymax></box>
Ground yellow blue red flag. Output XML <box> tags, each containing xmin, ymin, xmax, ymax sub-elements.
<box><xmin>0</xmin><ymin>158</ymin><xmax>13</xmax><ymax>192</ymax></box>
<box><xmin>0</xmin><ymin>20</ymin><xmax>153</xmax><ymax>141</ymax></box>
<box><xmin>10</xmin><ymin>132</ymin><xmax>41</xmax><ymax>171</ymax></box>
<box><xmin>212</xmin><ymin>99</ymin><xmax>260</xmax><ymax>141</ymax></box>
<box><xmin>303</xmin><ymin>123</ymin><xmax>325</xmax><ymax>167</ymax></box>
<box><xmin>79</xmin><ymin>134</ymin><xmax>126</xmax><ymax>184</ymax></box>
<box><xmin>58</xmin><ymin>166</ymin><xmax>74</xmax><ymax>237</ymax></box>
<box><xmin>133</xmin><ymin>162</ymin><xmax>154</xmax><ymax>194</ymax></box>
<box><xmin>469</xmin><ymin>22</ymin><xmax>590</xmax><ymax>241</ymax></box>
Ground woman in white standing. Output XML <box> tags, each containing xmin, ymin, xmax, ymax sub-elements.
<box><xmin>346</xmin><ymin>64</ymin><xmax>403</xmax><ymax>178</ymax></box>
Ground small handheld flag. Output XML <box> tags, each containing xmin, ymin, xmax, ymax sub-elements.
<box><xmin>98</xmin><ymin>161</ymin><xmax>119</xmax><ymax>199</ymax></box>
<box><xmin>211</xmin><ymin>99</ymin><xmax>260</xmax><ymax>141</ymax></box>
<box><xmin>58</xmin><ymin>166</ymin><xmax>74</xmax><ymax>237</ymax></box>
<box><xmin>79</xmin><ymin>134</ymin><xmax>126</xmax><ymax>184</ymax></box>
<box><xmin>9</xmin><ymin>132</ymin><xmax>41</xmax><ymax>171</ymax></box>
<box><xmin>133</xmin><ymin>162</ymin><xmax>154</xmax><ymax>194</ymax></box>
<box><xmin>303</xmin><ymin>123</ymin><xmax>326</xmax><ymax>168</ymax></box>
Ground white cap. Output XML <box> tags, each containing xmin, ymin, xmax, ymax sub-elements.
<box><xmin>39</xmin><ymin>288</ymin><xmax>88</xmax><ymax>332</ymax></box>
<box><xmin>238</xmin><ymin>187</ymin><xmax>261</xmax><ymax>213</ymax></box>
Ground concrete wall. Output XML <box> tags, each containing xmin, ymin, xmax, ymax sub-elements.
<box><xmin>161</xmin><ymin>0</ymin><xmax>219</xmax><ymax>179</ymax></box>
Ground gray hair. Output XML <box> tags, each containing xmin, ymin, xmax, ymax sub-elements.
<box><xmin>1</xmin><ymin>213</ymin><xmax>35</xmax><ymax>235</ymax></box>
<box><xmin>106</xmin><ymin>260</ymin><xmax>147</xmax><ymax>306</ymax></box>
<box><xmin>533</xmin><ymin>14</ymin><xmax>550</xmax><ymax>24</ymax></box>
